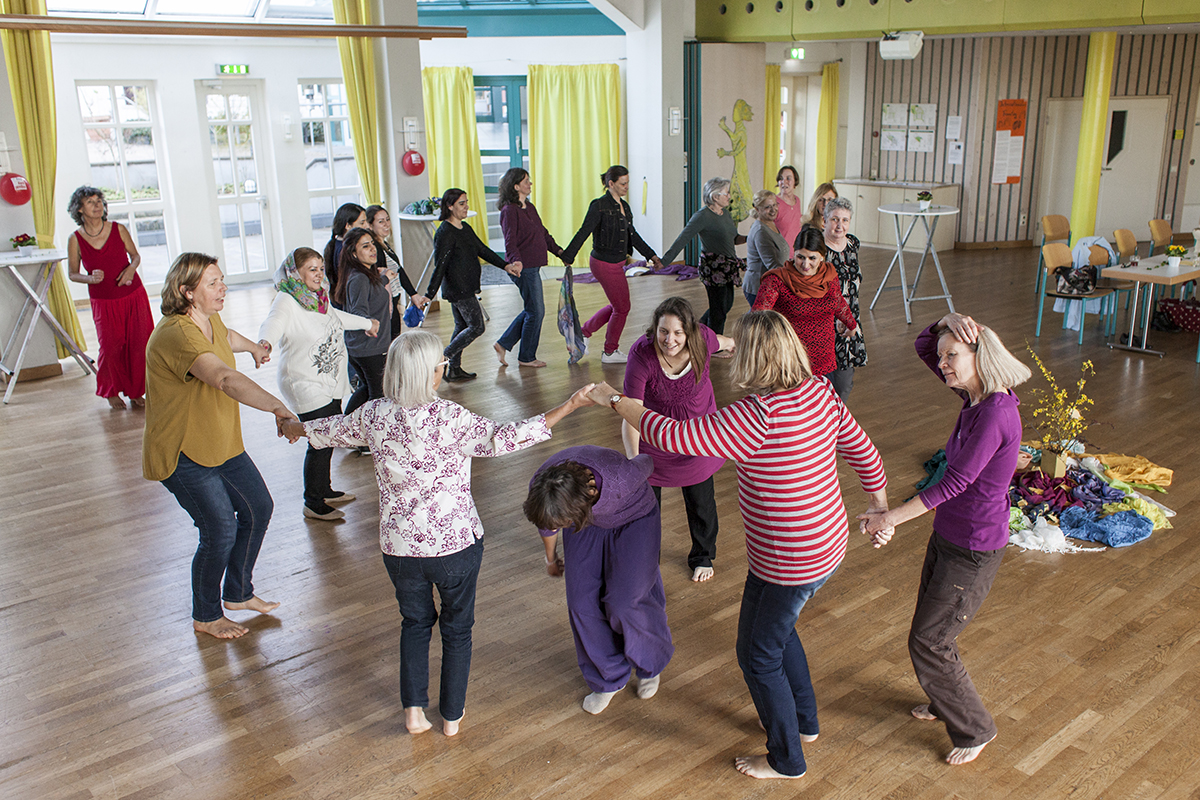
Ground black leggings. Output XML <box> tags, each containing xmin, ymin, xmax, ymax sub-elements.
<box><xmin>345</xmin><ymin>352</ymin><xmax>387</xmax><ymax>415</ymax></box>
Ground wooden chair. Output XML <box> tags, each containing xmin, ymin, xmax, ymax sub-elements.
<box><xmin>1036</xmin><ymin>242</ymin><xmax>1116</xmax><ymax>345</ymax></box>
<box><xmin>1089</xmin><ymin>244</ymin><xmax>1131</xmax><ymax>335</ymax></box>
<box><xmin>1113</xmin><ymin>228</ymin><xmax>1138</xmax><ymax>261</ymax></box>
<box><xmin>1035</xmin><ymin>214</ymin><xmax>1071</xmax><ymax>295</ymax></box>
<box><xmin>1148</xmin><ymin>219</ymin><xmax>1172</xmax><ymax>256</ymax></box>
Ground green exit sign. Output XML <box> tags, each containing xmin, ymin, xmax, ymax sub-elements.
<box><xmin>217</xmin><ymin>64</ymin><xmax>249</xmax><ymax>75</ymax></box>
<box><xmin>789</xmin><ymin>47</ymin><xmax>805</xmax><ymax>60</ymax></box>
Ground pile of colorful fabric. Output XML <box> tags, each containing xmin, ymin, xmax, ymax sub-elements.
<box><xmin>1007</xmin><ymin>451</ymin><xmax>1175</xmax><ymax>552</ymax></box>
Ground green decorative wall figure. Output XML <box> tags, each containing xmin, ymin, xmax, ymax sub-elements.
<box><xmin>717</xmin><ymin>98</ymin><xmax>754</xmax><ymax>223</ymax></box>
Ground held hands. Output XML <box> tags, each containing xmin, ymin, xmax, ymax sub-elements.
<box><xmin>251</xmin><ymin>340</ymin><xmax>271</xmax><ymax>368</ymax></box>
<box><xmin>275</xmin><ymin>411</ymin><xmax>303</xmax><ymax>443</ymax></box>
<box><xmin>650</xmin><ymin>256</ymin><xmax>663</xmax><ymax>269</ymax></box>
<box><xmin>569</xmin><ymin>382</ymin><xmax>600</xmax><ymax>409</ymax></box>
<box><xmin>366</xmin><ymin>319</ymin><xmax>381</xmax><ymax>338</ymax></box>
<box><xmin>586</xmin><ymin>381</ymin><xmax>618</xmax><ymax>407</ymax></box>
<box><xmin>505</xmin><ymin>261</ymin><xmax>523</xmax><ymax>277</ymax></box>
<box><xmin>856</xmin><ymin>508</ymin><xmax>895</xmax><ymax>548</ymax></box>
<box><xmin>410</xmin><ymin>294</ymin><xmax>429</xmax><ymax>310</ymax></box>
<box><xmin>938</xmin><ymin>312</ymin><xmax>980</xmax><ymax>344</ymax></box>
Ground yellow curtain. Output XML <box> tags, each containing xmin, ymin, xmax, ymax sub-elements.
<box><xmin>421</xmin><ymin>66</ymin><xmax>489</xmax><ymax>247</ymax></box>
<box><xmin>763</xmin><ymin>64</ymin><xmax>781</xmax><ymax>191</ymax></box>
<box><xmin>815</xmin><ymin>61</ymin><xmax>840</xmax><ymax>186</ymax></box>
<box><xmin>0</xmin><ymin>0</ymin><xmax>87</xmax><ymax>356</ymax></box>
<box><xmin>332</xmin><ymin>0</ymin><xmax>381</xmax><ymax>205</ymax></box>
<box><xmin>528</xmin><ymin>64</ymin><xmax>621</xmax><ymax>261</ymax></box>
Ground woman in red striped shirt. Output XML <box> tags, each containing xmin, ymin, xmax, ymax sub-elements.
<box><xmin>587</xmin><ymin>309</ymin><xmax>890</xmax><ymax>781</ymax></box>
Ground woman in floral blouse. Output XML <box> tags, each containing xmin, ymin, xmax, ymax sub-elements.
<box><xmin>282</xmin><ymin>330</ymin><xmax>595</xmax><ymax>737</ymax></box>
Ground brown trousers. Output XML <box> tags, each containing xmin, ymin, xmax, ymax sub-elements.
<box><xmin>908</xmin><ymin>531</ymin><xmax>1005</xmax><ymax>748</ymax></box>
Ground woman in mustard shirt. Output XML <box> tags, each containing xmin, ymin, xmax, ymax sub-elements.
<box><xmin>143</xmin><ymin>253</ymin><xmax>298</xmax><ymax>640</ymax></box>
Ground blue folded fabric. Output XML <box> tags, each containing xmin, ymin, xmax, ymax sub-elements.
<box><xmin>1059</xmin><ymin>506</ymin><xmax>1153</xmax><ymax>547</ymax></box>
<box><xmin>403</xmin><ymin>303</ymin><xmax>425</xmax><ymax>328</ymax></box>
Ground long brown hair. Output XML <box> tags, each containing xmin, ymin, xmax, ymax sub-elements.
<box><xmin>644</xmin><ymin>297</ymin><xmax>709</xmax><ymax>385</ymax></box>
<box><xmin>524</xmin><ymin>461</ymin><xmax>599</xmax><ymax>532</ymax></box>
<box><xmin>334</xmin><ymin>227</ymin><xmax>383</xmax><ymax>305</ymax></box>
<box><xmin>804</xmin><ymin>182</ymin><xmax>838</xmax><ymax>228</ymax></box>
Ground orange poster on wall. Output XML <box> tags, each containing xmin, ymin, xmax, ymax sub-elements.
<box><xmin>992</xmin><ymin>99</ymin><xmax>1027</xmax><ymax>185</ymax></box>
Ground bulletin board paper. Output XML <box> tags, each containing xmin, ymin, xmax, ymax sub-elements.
<box><xmin>881</xmin><ymin>129</ymin><xmax>907</xmax><ymax>152</ymax></box>
<box><xmin>992</xmin><ymin>99</ymin><xmax>1027</xmax><ymax>184</ymax></box>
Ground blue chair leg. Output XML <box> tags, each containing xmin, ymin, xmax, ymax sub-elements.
<box><xmin>1077</xmin><ymin>300</ymin><xmax>1085</xmax><ymax>345</ymax></box>
<box><xmin>1035</xmin><ymin>283</ymin><xmax>1047</xmax><ymax>337</ymax></box>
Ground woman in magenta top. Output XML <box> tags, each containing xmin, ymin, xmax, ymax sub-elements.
<box><xmin>861</xmin><ymin>312</ymin><xmax>1031</xmax><ymax>767</ymax></box>
<box><xmin>66</xmin><ymin>185</ymin><xmax>155</xmax><ymax>409</ymax></box>
<box><xmin>753</xmin><ymin>227</ymin><xmax>857</xmax><ymax>378</ymax></box>
<box><xmin>622</xmin><ymin>297</ymin><xmax>734</xmax><ymax>582</ymax></box>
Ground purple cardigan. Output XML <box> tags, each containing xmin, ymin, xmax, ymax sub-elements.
<box><xmin>915</xmin><ymin>323</ymin><xmax>1023</xmax><ymax>551</ymax></box>
<box><xmin>499</xmin><ymin>201</ymin><xmax>562</xmax><ymax>270</ymax></box>
<box><xmin>533</xmin><ymin>446</ymin><xmax>658</xmax><ymax>535</ymax></box>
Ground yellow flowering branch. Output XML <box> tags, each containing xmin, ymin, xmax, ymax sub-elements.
<box><xmin>1026</xmin><ymin>347</ymin><xmax>1094</xmax><ymax>451</ymax></box>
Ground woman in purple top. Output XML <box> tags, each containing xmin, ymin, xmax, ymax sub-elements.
<box><xmin>861</xmin><ymin>312</ymin><xmax>1031</xmax><ymax>767</ymax></box>
<box><xmin>623</xmin><ymin>297</ymin><xmax>735</xmax><ymax>582</ymax></box>
<box><xmin>494</xmin><ymin>168</ymin><xmax>569</xmax><ymax>368</ymax></box>
<box><xmin>524</xmin><ymin>445</ymin><xmax>675</xmax><ymax>716</ymax></box>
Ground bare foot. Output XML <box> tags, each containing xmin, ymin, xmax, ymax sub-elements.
<box><xmin>405</xmin><ymin>707</ymin><xmax>432</xmax><ymax>734</ymax></box>
<box><xmin>443</xmin><ymin>712</ymin><xmax>462</xmax><ymax>736</ymax></box>
<box><xmin>224</xmin><ymin>596</ymin><xmax>280</xmax><ymax>614</ymax></box>
<box><xmin>691</xmin><ymin>565</ymin><xmax>714</xmax><ymax>582</ymax></box>
<box><xmin>518</xmin><ymin>359</ymin><xmax>547</xmax><ymax>368</ymax></box>
<box><xmin>911</xmin><ymin>704</ymin><xmax>938</xmax><ymax>721</ymax></box>
<box><xmin>194</xmin><ymin>617</ymin><xmax>248</xmax><ymax>639</ymax></box>
<box><xmin>130</xmin><ymin>396</ymin><xmax>145</xmax><ymax>408</ymax></box>
<box><xmin>947</xmin><ymin>734</ymin><xmax>995</xmax><ymax>765</ymax></box>
<box><xmin>493</xmin><ymin>342</ymin><xmax>508</xmax><ymax>366</ymax></box>
<box><xmin>106</xmin><ymin>396</ymin><xmax>126</xmax><ymax>410</ymax></box>
<box><xmin>734</xmin><ymin>755</ymin><xmax>804</xmax><ymax>780</ymax></box>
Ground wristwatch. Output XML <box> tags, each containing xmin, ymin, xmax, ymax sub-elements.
<box><xmin>608</xmin><ymin>393</ymin><xmax>624</xmax><ymax>408</ymax></box>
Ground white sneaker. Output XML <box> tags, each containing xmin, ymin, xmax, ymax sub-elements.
<box><xmin>600</xmin><ymin>348</ymin><xmax>627</xmax><ymax>364</ymax></box>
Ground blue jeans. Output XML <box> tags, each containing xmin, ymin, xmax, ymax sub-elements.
<box><xmin>161</xmin><ymin>452</ymin><xmax>274</xmax><ymax>623</ymax></box>
<box><xmin>383</xmin><ymin>539</ymin><xmax>483</xmax><ymax>721</ymax></box>
<box><xmin>496</xmin><ymin>267</ymin><xmax>545</xmax><ymax>363</ymax></box>
<box><xmin>736</xmin><ymin>567</ymin><xmax>836</xmax><ymax>777</ymax></box>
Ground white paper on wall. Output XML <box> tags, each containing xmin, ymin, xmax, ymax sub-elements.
<box><xmin>991</xmin><ymin>131</ymin><xmax>1011</xmax><ymax>184</ymax></box>
<box><xmin>908</xmin><ymin>130</ymin><xmax>935</xmax><ymax>153</ymax></box>
<box><xmin>947</xmin><ymin>141</ymin><xmax>965</xmax><ymax>165</ymax></box>
<box><xmin>908</xmin><ymin>104</ymin><xmax>937</xmax><ymax>128</ymax></box>
<box><xmin>882</xmin><ymin>104</ymin><xmax>908</xmax><ymax>128</ymax></box>
<box><xmin>945</xmin><ymin>116</ymin><xmax>962</xmax><ymax>140</ymax></box>
<box><xmin>881</xmin><ymin>129</ymin><xmax>907</xmax><ymax>152</ymax></box>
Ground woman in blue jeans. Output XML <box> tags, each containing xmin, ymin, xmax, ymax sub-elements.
<box><xmin>282</xmin><ymin>330</ymin><xmax>596</xmax><ymax>736</ymax></box>
<box><xmin>494</xmin><ymin>167</ymin><xmax>569</xmax><ymax>368</ymax></box>
<box><xmin>143</xmin><ymin>253</ymin><xmax>298</xmax><ymax>640</ymax></box>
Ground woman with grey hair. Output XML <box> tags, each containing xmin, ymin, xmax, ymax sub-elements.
<box><xmin>744</xmin><ymin>190</ymin><xmax>789</xmax><ymax>307</ymax></box>
<box><xmin>822</xmin><ymin>196</ymin><xmax>865</xmax><ymax>400</ymax></box>
<box><xmin>281</xmin><ymin>330</ymin><xmax>597</xmax><ymax>738</ymax></box>
<box><xmin>66</xmin><ymin>184</ymin><xmax>154</xmax><ymax>409</ymax></box>
<box><xmin>660</xmin><ymin>176</ymin><xmax>747</xmax><ymax>334</ymax></box>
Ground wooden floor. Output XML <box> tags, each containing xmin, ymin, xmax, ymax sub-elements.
<box><xmin>2</xmin><ymin>245</ymin><xmax>1198</xmax><ymax>800</ymax></box>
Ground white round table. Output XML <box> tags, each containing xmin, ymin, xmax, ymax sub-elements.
<box><xmin>870</xmin><ymin>203</ymin><xmax>960</xmax><ymax>324</ymax></box>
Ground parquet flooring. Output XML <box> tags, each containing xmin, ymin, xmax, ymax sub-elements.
<box><xmin>1</xmin><ymin>245</ymin><xmax>1198</xmax><ymax>799</ymax></box>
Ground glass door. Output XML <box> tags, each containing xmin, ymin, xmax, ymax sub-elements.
<box><xmin>203</xmin><ymin>87</ymin><xmax>274</xmax><ymax>281</ymax></box>
<box><xmin>474</xmin><ymin>76</ymin><xmax>528</xmax><ymax>245</ymax></box>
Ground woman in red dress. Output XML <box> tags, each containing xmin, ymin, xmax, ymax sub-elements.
<box><xmin>67</xmin><ymin>186</ymin><xmax>155</xmax><ymax>409</ymax></box>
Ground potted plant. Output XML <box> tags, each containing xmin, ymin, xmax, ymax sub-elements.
<box><xmin>10</xmin><ymin>233</ymin><xmax>36</xmax><ymax>256</ymax></box>
<box><xmin>916</xmin><ymin>190</ymin><xmax>933</xmax><ymax>211</ymax></box>
<box><xmin>1027</xmin><ymin>348</ymin><xmax>1094</xmax><ymax>478</ymax></box>
<box><xmin>1166</xmin><ymin>244</ymin><xmax>1186</xmax><ymax>268</ymax></box>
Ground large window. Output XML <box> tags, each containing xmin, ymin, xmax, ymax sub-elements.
<box><xmin>299</xmin><ymin>82</ymin><xmax>362</xmax><ymax>249</ymax></box>
<box><xmin>76</xmin><ymin>83</ymin><xmax>170</xmax><ymax>284</ymax></box>
<box><xmin>474</xmin><ymin>76</ymin><xmax>527</xmax><ymax>244</ymax></box>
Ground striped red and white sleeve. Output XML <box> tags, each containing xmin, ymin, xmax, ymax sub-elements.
<box><xmin>833</xmin><ymin>399</ymin><xmax>887</xmax><ymax>492</ymax></box>
<box><xmin>639</xmin><ymin>394</ymin><xmax>768</xmax><ymax>463</ymax></box>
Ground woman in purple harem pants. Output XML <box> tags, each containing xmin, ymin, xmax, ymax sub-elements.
<box><xmin>525</xmin><ymin>445</ymin><xmax>674</xmax><ymax>715</ymax></box>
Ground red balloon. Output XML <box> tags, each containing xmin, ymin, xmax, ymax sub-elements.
<box><xmin>401</xmin><ymin>150</ymin><xmax>425</xmax><ymax>177</ymax></box>
<box><xmin>0</xmin><ymin>173</ymin><xmax>31</xmax><ymax>205</ymax></box>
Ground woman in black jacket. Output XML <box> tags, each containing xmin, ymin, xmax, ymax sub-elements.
<box><xmin>561</xmin><ymin>165</ymin><xmax>662</xmax><ymax>364</ymax></box>
<box><xmin>425</xmin><ymin>188</ymin><xmax>521</xmax><ymax>382</ymax></box>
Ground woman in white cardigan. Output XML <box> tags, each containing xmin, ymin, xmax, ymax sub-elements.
<box><xmin>258</xmin><ymin>246</ymin><xmax>379</xmax><ymax>520</ymax></box>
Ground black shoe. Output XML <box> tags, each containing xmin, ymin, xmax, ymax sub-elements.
<box><xmin>445</xmin><ymin>365</ymin><xmax>476</xmax><ymax>382</ymax></box>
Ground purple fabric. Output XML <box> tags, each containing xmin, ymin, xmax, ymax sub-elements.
<box><xmin>623</xmin><ymin>326</ymin><xmax>724</xmax><ymax>487</ymax></box>
<box><xmin>532</xmin><ymin>446</ymin><xmax>673</xmax><ymax>692</ymax></box>
<box><xmin>915</xmin><ymin>324</ymin><xmax>1024</xmax><ymax>551</ymax></box>
<box><xmin>571</xmin><ymin>260</ymin><xmax>699</xmax><ymax>284</ymax></box>
<box><xmin>1071</xmin><ymin>469</ymin><xmax>1127</xmax><ymax>510</ymax></box>
<box><xmin>499</xmin><ymin>201</ymin><xmax>561</xmax><ymax>269</ymax></box>
<box><xmin>1011</xmin><ymin>471</ymin><xmax>1082</xmax><ymax>513</ymax></box>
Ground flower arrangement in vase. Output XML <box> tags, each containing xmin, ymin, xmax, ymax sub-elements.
<box><xmin>10</xmin><ymin>233</ymin><xmax>36</xmax><ymax>255</ymax></box>
<box><xmin>1166</xmin><ymin>245</ymin><xmax>1186</xmax><ymax>268</ymax></box>
<box><xmin>1026</xmin><ymin>348</ymin><xmax>1094</xmax><ymax>477</ymax></box>
<box><xmin>916</xmin><ymin>190</ymin><xmax>933</xmax><ymax>211</ymax></box>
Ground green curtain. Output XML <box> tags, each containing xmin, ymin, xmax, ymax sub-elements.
<box><xmin>763</xmin><ymin>64</ymin><xmax>781</xmax><ymax>191</ymax></box>
<box><xmin>528</xmin><ymin>64</ymin><xmax>621</xmax><ymax>261</ymax></box>
<box><xmin>421</xmin><ymin>66</ymin><xmax>489</xmax><ymax>247</ymax></box>
<box><xmin>815</xmin><ymin>61</ymin><xmax>840</xmax><ymax>185</ymax></box>
<box><xmin>332</xmin><ymin>0</ymin><xmax>381</xmax><ymax>205</ymax></box>
<box><xmin>0</xmin><ymin>0</ymin><xmax>87</xmax><ymax>356</ymax></box>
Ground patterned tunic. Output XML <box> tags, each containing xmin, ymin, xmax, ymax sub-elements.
<box><xmin>306</xmin><ymin>398</ymin><xmax>551</xmax><ymax>557</ymax></box>
<box><xmin>827</xmin><ymin>234</ymin><xmax>868</xmax><ymax>369</ymax></box>
<box><xmin>752</xmin><ymin>273</ymin><xmax>857</xmax><ymax>377</ymax></box>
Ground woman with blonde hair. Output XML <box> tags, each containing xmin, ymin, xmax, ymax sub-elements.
<box><xmin>861</xmin><ymin>312</ymin><xmax>1031</xmax><ymax>767</ymax></box>
<box><xmin>801</xmin><ymin>182</ymin><xmax>838</xmax><ymax>235</ymax></box>
<box><xmin>743</xmin><ymin>190</ymin><xmax>789</xmax><ymax>307</ymax></box>
<box><xmin>144</xmin><ymin>253</ymin><xmax>297</xmax><ymax>639</ymax></box>
<box><xmin>587</xmin><ymin>309</ymin><xmax>889</xmax><ymax>781</ymax></box>
<box><xmin>281</xmin><ymin>330</ymin><xmax>595</xmax><ymax>737</ymax></box>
